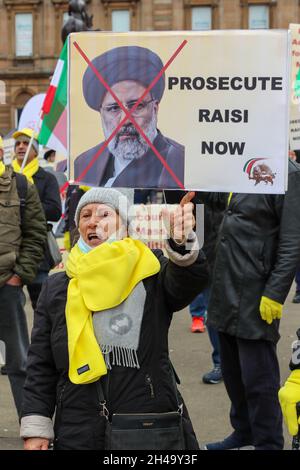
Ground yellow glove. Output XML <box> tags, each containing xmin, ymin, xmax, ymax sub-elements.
<box><xmin>79</xmin><ymin>185</ymin><xmax>91</xmax><ymax>192</ymax></box>
<box><xmin>64</xmin><ymin>231</ymin><xmax>71</xmax><ymax>252</ymax></box>
<box><xmin>259</xmin><ymin>296</ymin><xmax>282</xmax><ymax>325</ymax></box>
<box><xmin>278</xmin><ymin>370</ymin><xmax>300</xmax><ymax>436</ymax></box>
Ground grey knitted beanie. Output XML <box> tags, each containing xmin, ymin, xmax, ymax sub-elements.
<box><xmin>74</xmin><ymin>187</ymin><xmax>132</xmax><ymax>226</ymax></box>
<box><xmin>14</xmin><ymin>135</ymin><xmax>39</xmax><ymax>155</ymax></box>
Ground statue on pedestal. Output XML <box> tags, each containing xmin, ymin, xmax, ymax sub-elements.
<box><xmin>61</xmin><ymin>0</ymin><xmax>94</xmax><ymax>44</ymax></box>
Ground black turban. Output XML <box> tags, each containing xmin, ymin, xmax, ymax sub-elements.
<box><xmin>82</xmin><ymin>46</ymin><xmax>165</xmax><ymax>111</ymax></box>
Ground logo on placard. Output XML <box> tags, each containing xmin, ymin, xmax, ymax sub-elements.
<box><xmin>243</xmin><ymin>158</ymin><xmax>276</xmax><ymax>186</ymax></box>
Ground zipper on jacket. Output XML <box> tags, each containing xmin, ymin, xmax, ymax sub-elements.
<box><xmin>145</xmin><ymin>374</ymin><xmax>155</xmax><ymax>398</ymax></box>
<box><xmin>58</xmin><ymin>382</ymin><xmax>66</xmax><ymax>408</ymax></box>
<box><xmin>106</xmin><ymin>373</ymin><xmax>110</xmax><ymax>416</ymax></box>
<box><xmin>54</xmin><ymin>382</ymin><xmax>67</xmax><ymax>445</ymax></box>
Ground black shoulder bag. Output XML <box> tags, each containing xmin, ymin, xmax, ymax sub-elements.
<box><xmin>16</xmin><ymin>172</ymin><xmax>62</xmax><ymax>269</ymax></box>
<box><xmin>96</xmin><ymin>370</ymin><xmax>185</xmax><ymax>450</ymax></box>
<box><xmin>46</xmin><ymin>223</ymin><xmax>62</xmax><ymax>269</ymax></box>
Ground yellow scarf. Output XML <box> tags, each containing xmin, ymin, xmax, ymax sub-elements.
<box><xmin>65</xmin><ymin>238</ymin><xmax>160</xmax><ymax>384</ymax></box>
<box><xmin>12</xmin><ymin>157</ymin><xmax>39</xmax><ymax>184</ymax></box>
<box><xmin>0</xmin><ymin>161</ymin><xmax>5</xmax><ymax>177</ymax></box>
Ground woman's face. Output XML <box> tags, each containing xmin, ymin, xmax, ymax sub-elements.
<box><xmin>79</xmin><ymin>203</ymin><xmax>123</xmax><ymax>248</ymax></box>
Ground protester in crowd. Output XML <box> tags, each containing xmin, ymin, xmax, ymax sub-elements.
<box><xmin>166</xmin><ymin>192</ymin><xmax>224</xmax><ymax>384</ymax></box>
<box><xmin>41</xmin><ymin>147</ymin><xmax>67</xmax><ymax>224</ymax></box>
<box><xmin>20</xmin><ymin>188</ymin><xmax>209</xmax><ymax>450</ymax></box>
<box><xmin>12</xmin><ymin>128</ymin><xmax>62</xmax><ymax>309</ymax></box>
<box><xmin>292</xmin><ymin>271</ymin><xmax>300</xmax><ymax>304</ymax></box>
<box><xmin>288</xmin><ymin>149</ymin><xmax>300</xmax><ymax>305</ymax></box>
<box><xmin>288</xmin><ymin>149</ymin><xmax>300</xmax><ymax>304</ymax></box>
<box><xmin>195</xmin><ymin>158</ymin><xmax>300</xmax><ymax>450</ymax></box>
<box><xmin>0</xmin><ymin>136</ymin><xmax>47</xmax><ymax>417</ymax></box>
<box><xmin>294</xmin><ymin>149</ymin><xmax>300</xmax><ymax>164</ymax></box>
<box><xmin>63</xmin><ymin>187</ymin><xmax>159</xmax><ymax>252</ymax></box>
<box><xmin>63</xmin><ymin>185</ymin><xmax>90</xmax><ymax>251</ymax></box>
<box><xmin>200</xmin><ymin>205</ymin><xmax>224</xmax><ymax>385</ymax></box>
<box><xmin>42</xmin><ymin>148</ymin><xmax>67</xmax><ymax>189</ymax></box>
<box><xmin>202</xmin><ymin>318</ymin><xmax>223</xmax><ymax>385</ymax></box>
<box><xmin>44</xmin><ymin>149</ymin><xmax>56</xmax><ymax>165</ymax></box>
<box><xmin>289</xmin><ymin>149</ymin><xmax>297</xmax><ymax>161</ymax></box>
<box><xmin>189</xmin><ymin>291</ymin><xmax>207</xmax><ymax>333</ymax></box>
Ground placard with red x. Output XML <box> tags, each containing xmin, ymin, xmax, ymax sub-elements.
<box><xmin>68</xmin><ymin>31</ymin><xmax>289</xmax><ymax>195</ymax></box>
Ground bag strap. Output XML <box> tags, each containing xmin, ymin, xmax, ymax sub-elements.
<box><xmin>96</xmin><ymin>363</ymin><xmax>183</xmax><ymax>417</ymax></box>
<box><xmin>169</xmin><ymin>360</ymin><xmax>184</xmax><ymax>415</ymax></box>
<box><xmin>15</xmin><ymin>173</ymin><xmax>28</xmax><ymax>226</ymax></box>
<box><xmin>95</xmin><ymin>379</ymin><xmax>109</xmax><ymax>419</ymax></box>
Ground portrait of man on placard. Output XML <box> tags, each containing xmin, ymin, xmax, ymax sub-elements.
<box><xmin>74</xmin><ymin>45</ymin><xmax>185</xmax><ymax>189</ymax></box>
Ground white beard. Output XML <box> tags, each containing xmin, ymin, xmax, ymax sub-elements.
<box><xmin>102</xmin><ymin>113</ymin><xmax>157</xmax><ymax>164</ymax></box>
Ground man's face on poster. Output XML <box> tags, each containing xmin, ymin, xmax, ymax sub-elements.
<box><xmin>100</xmin><ymin>80</ymin><xmax>159</xmax><ymax>162</ymax></box>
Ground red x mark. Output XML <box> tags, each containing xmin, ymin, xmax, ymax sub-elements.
<box><xmin>62</xmin><ymin>39</ymin><xmax>187</xmax><ymax>193</ymax></box>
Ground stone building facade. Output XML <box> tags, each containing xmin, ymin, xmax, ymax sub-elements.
<box><xmin>0</xmin><ymin>0</ymin><xmax>300</xmax><ymax>134</ymax></box>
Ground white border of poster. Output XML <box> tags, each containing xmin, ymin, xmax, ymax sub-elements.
<box><xmin>68</xmin><ymin>30</ymin><xmax>290</xmax><ymax>193</ymax></box>
<box><xmin>289</xmin><ymin>24</ymin><xmax>300</xmax><ymax>153</ymax></box>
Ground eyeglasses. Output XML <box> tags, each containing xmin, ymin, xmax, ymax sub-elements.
<box><xmin>101</xmin><ymin>98</ymin><xmax>156</xmax><ymax>118</ymax></box>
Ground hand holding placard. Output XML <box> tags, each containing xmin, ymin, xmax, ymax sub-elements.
<box><xmin>162</xmin><ymin>192</ymin><xmax>195</xmax><ymax>245</ymax></box>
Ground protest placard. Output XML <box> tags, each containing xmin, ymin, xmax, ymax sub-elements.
<box><xmin>289</xmin><ymin>24</ymin><xmax>300</xmax><ymax>152</ymax></box>
<box><xmin>68</xmin><ymin>30</ymin><xmax>289</xmax><ymax>193</ymax></box>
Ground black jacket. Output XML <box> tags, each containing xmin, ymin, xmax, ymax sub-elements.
<box><xmin>74</xmin><ymin>131</ymin><xmax>184</xmax><ymax>189</ymax></box>
<box><xmin>32</xmin><ymin>167</ymin><xmax>62</xmax><ymax>272</ymax></box>
<box><xmin>22</xmin><ymin>247</ymin><xmax>208</xmax><ymax>450</ymax></box>
<box><xmin>0</xmin><ymin>167</ymin><xmax>47</xmax><ymax>286</ymax></box>
<box><xmin>196</xmin><ymin>160</ymin><xmax>300</xmax><ymax>343</ymax></box>
<box><xmin>33</xmin><ymin>167</ymin><xmax>61</xmax><ymax>222</ymax></box>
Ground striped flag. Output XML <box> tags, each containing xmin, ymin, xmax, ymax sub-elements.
<box><xmin>39</xmin><ymin>41</ymin><xmax>67</xmax><ymax>155</ymax></box>
<box><xmin>295</xmin><ymin>65</ymin><xmax>300</xmax><ymax>97</ymax></box>
<box><xmin>243</xmin><ymin>158</ymin><xmax>266</xmax><ymax>176</ymax></box>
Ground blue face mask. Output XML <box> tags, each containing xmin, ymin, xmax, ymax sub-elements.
<box><xmin>77</xmin><ymin>225</ymin><xmax>127</xmax><ymax>253</ymax></box>
<box><xmin>106</xmin><ymin>226</ymin><xmax>127</xmax><ymax>244</ymax></box>
<box><xmin>77</xmin><ymin>236</ymin><xmax>93</xmax><ymax>254</ymax></box>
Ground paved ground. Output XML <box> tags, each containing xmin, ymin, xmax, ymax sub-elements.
<box><xmin>0</xmin><ymin>285</ymin><xmax>299</xmax><ymax>450</ymax></box>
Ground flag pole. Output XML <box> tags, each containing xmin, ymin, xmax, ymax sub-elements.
<box><xmin>20</xmin><ymin>112</ymin><xmax>43</xmax><ymax>173</ymax></box>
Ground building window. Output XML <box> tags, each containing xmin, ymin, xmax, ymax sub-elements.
<box><xmin>14</xmin><ymin>91</ymin><xmax>32</xmax><ymax>128</ymax></box>
<box><xmin>241</xmin><ymin>0</ymin><xmax>275</xmax><ymax>30</ymax></box>
<box><xmin>184</xmin><ymin>1</ymin><xmax>219</xmax><ymax>30</ymax></box>
<box><xmin>249</xmin><ymin>5</ymin><xmax>269</xmax><ymax>29</ymax></box>
<box><xmin>101</xmin><ymin>1</ymin><xmax>139</xmax><ymax>31</ymax></box>
<box><xmin>191</xmin><ymin>6</ymin><xmax>212</xmax><ymax>30</ymax></box>
<box><xmin>15</xmin><ymin>13</ymin><xmax>33</xmax><ymax>57</ymax></box>
<box><xmin>112</xmin><ymin>10</ymin><xmax>130</xmax><ymax>32</ymax></box>
<box><xmin>15</xmin><ymin>108</ymin><xmax>23</xmax><ymax>127</ymax></box>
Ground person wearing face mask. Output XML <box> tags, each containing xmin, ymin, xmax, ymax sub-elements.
<box><xmin>20</xmin><ymin>187</ymin><xmax>209</xmax><ymax>450</ymax></box>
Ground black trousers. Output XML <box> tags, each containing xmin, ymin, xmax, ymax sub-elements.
<box><xmin>0</xmin><ymin>285</ymin><xmax>29</xmax><ymax>417</ymax></box>
<box><xmin>27</xmin><ymin>269</ymin><xmax>49</xmax><ymax>310</ymax></box>
<box><xmin>218</xmin><ymin>332</ymin><xmax>284</xmax><ymax>450</ymax></box>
